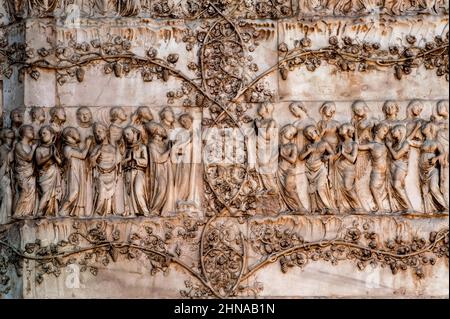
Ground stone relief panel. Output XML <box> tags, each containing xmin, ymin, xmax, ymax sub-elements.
<box><xmin>0</xmin><ymin>0</ymin><xmax>448</xmax><ymax>299</ymax></box>
<box><xmin>1</xmin><ymin>0</ymin><xmax>449</xmax><ymax>25</ymax></box>
<box><xmin>278</xmin><ymin>17</ymin><xmax>449</xmax><ymax>101</ymax></box>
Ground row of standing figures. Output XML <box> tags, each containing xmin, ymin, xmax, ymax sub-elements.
<box><xmin>0</xmin><ymin>105</ymin><xmax>200</xmax><ymax>224</ymax></box>
<box><xmin>0</xmin><ymin>99</ymin><xmax>449</xmax><ymax>223</ymax></box>
<box><xmin>254</xmin><ymin>99</ymin><xmax>449</xmax><ymax>215</ymax></box>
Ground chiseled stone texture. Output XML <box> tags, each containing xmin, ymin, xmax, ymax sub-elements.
<box><xmin>0</xmin><ymin>1</ymin><xmax>449</xmax><ymax>299</ymax></box>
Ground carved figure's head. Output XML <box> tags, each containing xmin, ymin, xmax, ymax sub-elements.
<box><xmin>10</xmin><ymin>109</ymin><xmax>24</xmax><ymax>127</ymax></box>
<box><xmin>110</xmin><ymin>107</ymin><xmax>127</xmax><ymax>123</ymax></box>
<box><xmin>19</xmin><ymin>125</ymin><xmax>34</xmax><ymax>141</ymax></box>
<box><xmin>319</xmin><ymin>101</ymin><xmax>336</xmax><ymax>119</ymax></box>
<box><xmin>407</xmin><ymin>100</ymin><xmax>423</xmax><ymax>118</ymax></box>
<box><xmin>62</xmin><ymin>127</ymin><xmax>81</xmax><ymax>145</ymax></box>
<box><xmin>94</xmin><ymin>122</ymin><xmax>109</xmax><ymax>144</ymax></box>
<box><xmin>39</xmin><ymin>125</ymin><xmax>55</xmax><ymax>144</ymax></box>
<box><xmin>76</xmin><ymin>107</ymin><xmax>93</xmax><ymax>126</ymax></box>
<box><xmin>304</xmin><ymin>125</ymin><xmax>319</xmax><ymax>142</ymax></box>
<box><xmin>178</xmin><ymin>113</ymin><xmax>193</xmax><ymax>130</ymax></box>
<box><xmin>382</xmin><ymin>101</ymin><xmax>399</xmax><ymax>118</ymax></box>
<box><xmin>159</xmin><ymin>107</ymin><xmax>175</xmax><ymax>124</ymax></box>
<box><xmin>374</xmin><ymin>123</ymin><xmax>389</xmax><ymax>140</ymax></box>
<box><xmin>50</xmin><ymin>107</ymin><xmax>67</xmax><ymax>125</ymax></box>
<box><xmin>30</xmin><ymin>107</ymin><xmax>46</xmax><ymax>124</ymax></box>
<box><xmin>339</xmin><ymin>123</ymin><xmax>355</xmax><ymax>139</ymax></box>
<box><xmin>351</xmin><ymin>101</ymin><xmax>368</xmax><ymax>118</ymax></box>
<box><xmin>289</xmin><ymin>102</ymin><xmax>308</xmax><ymax>119</ymax></box>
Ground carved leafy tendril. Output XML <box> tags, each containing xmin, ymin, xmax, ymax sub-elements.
<box><xmin>277</xmin><ymin>34</ymin><xmax>450</xmax><ymax>82</ymax></box>
<box><xmin>248</xmin><ymin>223</ymin><xmax>449</xmax><ymax>280</ymax></box>
<box><xmin>1</xmin><ymin>220</ymin><xmax>448</xmax><ymax>299</ymax></box>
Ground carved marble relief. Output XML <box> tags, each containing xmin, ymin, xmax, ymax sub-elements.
<box><xmin>0</xmin><ymin>101</ymin><xmax>447</xmax><ymax>221</ymax></box>
<box><xmin>0</xmin><ymin>0</ymin><xmax>449</xmax><ymax>299</ymax></box>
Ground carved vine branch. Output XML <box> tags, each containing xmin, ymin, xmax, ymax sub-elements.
<box><xmin>0</xmin><ymin>221</ymin><xmax>448</xmax><ymax>298</ymax></box>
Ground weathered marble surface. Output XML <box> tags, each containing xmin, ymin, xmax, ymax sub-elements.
<box><xmin>0</xmin><ymin>0</ymin><xmax>449</xmax><ymax>299</ymax></box>
<box><xmin>1</xmin><ymin>215</ymin><xmax>448</xmax><ymax>298</ymax></box>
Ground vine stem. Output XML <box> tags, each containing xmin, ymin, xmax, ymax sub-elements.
<box><xmin>230</xmin><ymin>43</ymin><xmax>449</xmax><ymax>103</ymax></box>
<box><xmin>239</xmin><ymin>230</ymin><xmax>449</xmax><ymax>282</ymax></box>
<box><xmin>0</xmin><ymin>238</ymin><xmax>222</xmax><ymax>298</ymax></box>
<box><xmin>0</xmin><ymin>228</ymin><xmax>448</xmax><ymax>298</ymax></box>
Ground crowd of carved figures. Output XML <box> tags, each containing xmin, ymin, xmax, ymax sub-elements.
<box><xmin>0</xmin><ymin>105</ymin><xmax>201</xmax><ymax>223</ymax></box>
<box><xmin>0</xmin><ymin>99</ymin><xmax>448</xmax><ymax>223</ymax></box>
<box><xmin>1</xmin><ymin>0</ymin><xmax>448</xmax><ymax>22</ymax></box>
<box><xmin>251</xmin><ymin>100</ymin><xmax>449</xmax><ymax>215</ymax></box>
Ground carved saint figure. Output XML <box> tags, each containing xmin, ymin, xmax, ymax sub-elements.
<box><xmin>300</xmin><ymin>125</ymin><xmax>336</xmax><ymax>214</ymax></box>
<box><xmin>9</xmin><ymin>108</ymin><xmax>24</xmax><ymax>140</ymax></box>
<box><xmin>351</xmin><ymin>101</ymin><xmax>375</xmax><ymax>144</ymax></box>
<box><xmin>109</xmin><ymin>106</ymin><xmax>128</xmax><ymax>155</ymax></box>
<box><xmin>351</xmin><ymin>100</ymin><xmax>376</xmax><ymax>179</ymax></box>
<box><xmin>123</xmin><ymin>126</ymin><xmax>150</xmax><ymax>216</ymax></box>
<box><xmin>91</xmin><ymin>123</ymin><xmax>121</xmax><ymax>216</ymax></box>
<box><xmin>0</xmin><ymin>129</ymin><xmax>15</xmax><ymax>224</ymax></box>
<box><xmin>35</xmin><ymin>125</ymin><xmax>62</xmax><ymax>216</ymax></box>
<box><xmin>60</xmin><ymin>127</ymin><xmax>92</xmax><ymax>217</ymax></box>
<box><xmin>148</xmin><ymin>123</ymin><xmax>174</xmax><ymax>215</ymax></box>
<box><xmin>289</xmin><ymin>102</ymin><xmax>316</xmax><ymax>154</ymax></box>
<box><xmin>25</xmin><ymin>0</ymin><xmax>59</xmax><ymax>16</ymax></box>
<box><xmin>432</xmin><ymin>100</ymin><xmax>449</xmax><ymax>201</ymax></box>
<box><xmin>13</xmin><ymin>125</ymin><xmax>37</xmax><ymax>218</ymax></box>
<box><xmin>116</xmin><ymin>0</ymin><xmax>141</xmax><ymax>16</ymax></box>
<box><xmin>382</xmin><ymin>100</ymin><xmax>400</xmax><ymax>130</ymax></box>
<box><xmin>80</xmin><ymin>0</ymin><xmax>116</xmax><ymax>16</ymax></box>
<box><xmin>404</xmin><ymin>100</ymin><xmax>426</xmax><ymax>145</ymax></box>
<box><xmin>254</xmin><ymin>102</ymin><xmax>279</xmax><ymax>195</ymax></box>
<box><xmin>30</xmin><ymin>106</ymin><xmax>46</xmax><ymax>140</ymax></box>
<box><xmin>109</xmin><ymin>106</ymin><xmax>128</xmax><ymax>215</ymax></box>
<box><xmin>317</xmin><ymin>101</ymin><xmax>340</xmax><ymax>152</ymax></box>
<box><xmin>277</xmin><ymin>124</ymin><xmax>306</xmax><ymax>214</ymax></box>
<box><xmin>358</xmin><ymin>123</ymin><xmax>390</xmax><ymax>212</ymax></box>
<box><xmin>49</xmin><ymin>107</ymin><xmax>67</xmax><ymax>153</ymax></box>
<box><xmin>418</xmin><ymin>122</ymin><xmax>448</xmax><ymax>213</ymax></box>
<box><xmin>334</xmin><ymin>123</ymin><xmax>362</xmax><ymax>213</ymax></box>
<box><xmin>172</xmin><ymin>113</ymin><xmax>196</xmax><ymax>207</ymax></box>
<box><xmin>130</xmin><ymin>106</ymin><xmax>153</xmax><ymax>145</ymax></box>
<box><xmin>386</xmin><ymin>124</ymin><xmax>420</xmax><ymax>212</ymax></box>
<box><xmin>159</xmin><ymin>106</ymin><xmax>176</xmax><ymax>142</ymax></box>
<box><xmin>76</xmin><ymin>107</ymin><xmax>94</xmax><ymax>216</ymax></box>
<box><xmin>49</xmin><ymin>106</ymin><xmax>67</xmax><ymax>136</ymax></box>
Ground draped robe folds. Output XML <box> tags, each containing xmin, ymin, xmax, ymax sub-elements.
<box><xmin>36</xmin><ymin>146</ymin><xmax>62</xmax><ymax>216</ymax></box>
<box><xmin>334</xmin><ymin>149</ymin><xmax>362</xmax><ymax>212</ymax></box>
<box><xmin>305</xmin><ymin>144</ymin><xmax>335</xmax><ymax>212</ymax></box>
<box><xmin>368</xmin><ymin>143</ymin><xmax>389</xmax><ymax>211</ymax></box>
<box><xmin>109</xmin><ymin>124</ymin><xmax>126</xmax><ymax>215</ymax></box>
<box><xmin>14</xmin><ymin>142</ymin><xmax>37</xmax><ymax>217</ymax></box>
<box><xmin>436</xmin><ymin>121</ymin><xmax>449</xmax><ymax>202</ymax></box>
<box><xmin>78</xmin><ymin>126</ymin><xmax>94</xmax><ymax>216</ymax></box>
<box><xmin>172</xmin><ymin>128</ymin><xmax>195</xmax><ymax>205</ymax></box>
<box><xmin>26</xmin><ymin>0</ymin><xmax>58</xmax><ymax>15</ymax></box>
<box><xmin>116</xmin><ymin>0</ymin><xmax>141</xmax><ymax>16</ymax></box>
<box><xmin>124</xmin><ymin>143</ymin><xmax>150</xmax><ymax>216</ymax></box>
<box><xmin>60</xmin><ymin>146</ymin><xmax>88</xmax><ymax>217</ymax></box>
<box><xmin>388</xmin><ymin>151</ymin><xmax>413</xmax><ymax>211</ymax></box>
<box><xmin>0</xmin><ymin>145</ymin><xmax>13</xmax><ymax>224</ymax></box>
<box><xmin>149</xmin><ymin>139</ymin><xmax>174</xmax><ymax>214</ymax></box>
<box><xmin>92</xmin><ymin>144</ymin><xmax>120</xmax><ymax>216</ymax></box>
<box><xmin>419</xmin><ymin>151</ymin><xmax>448</xmax><ymax>213</ymax></box>
<box><xmin>277</xmin><ymin>143</ymin><xmax>305</xmax><ymax>212</ymax></box>
<box><xmin>255</xmin><ymin>119</ymin><xmax>279</xmax><ymax>193</ymax></box>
